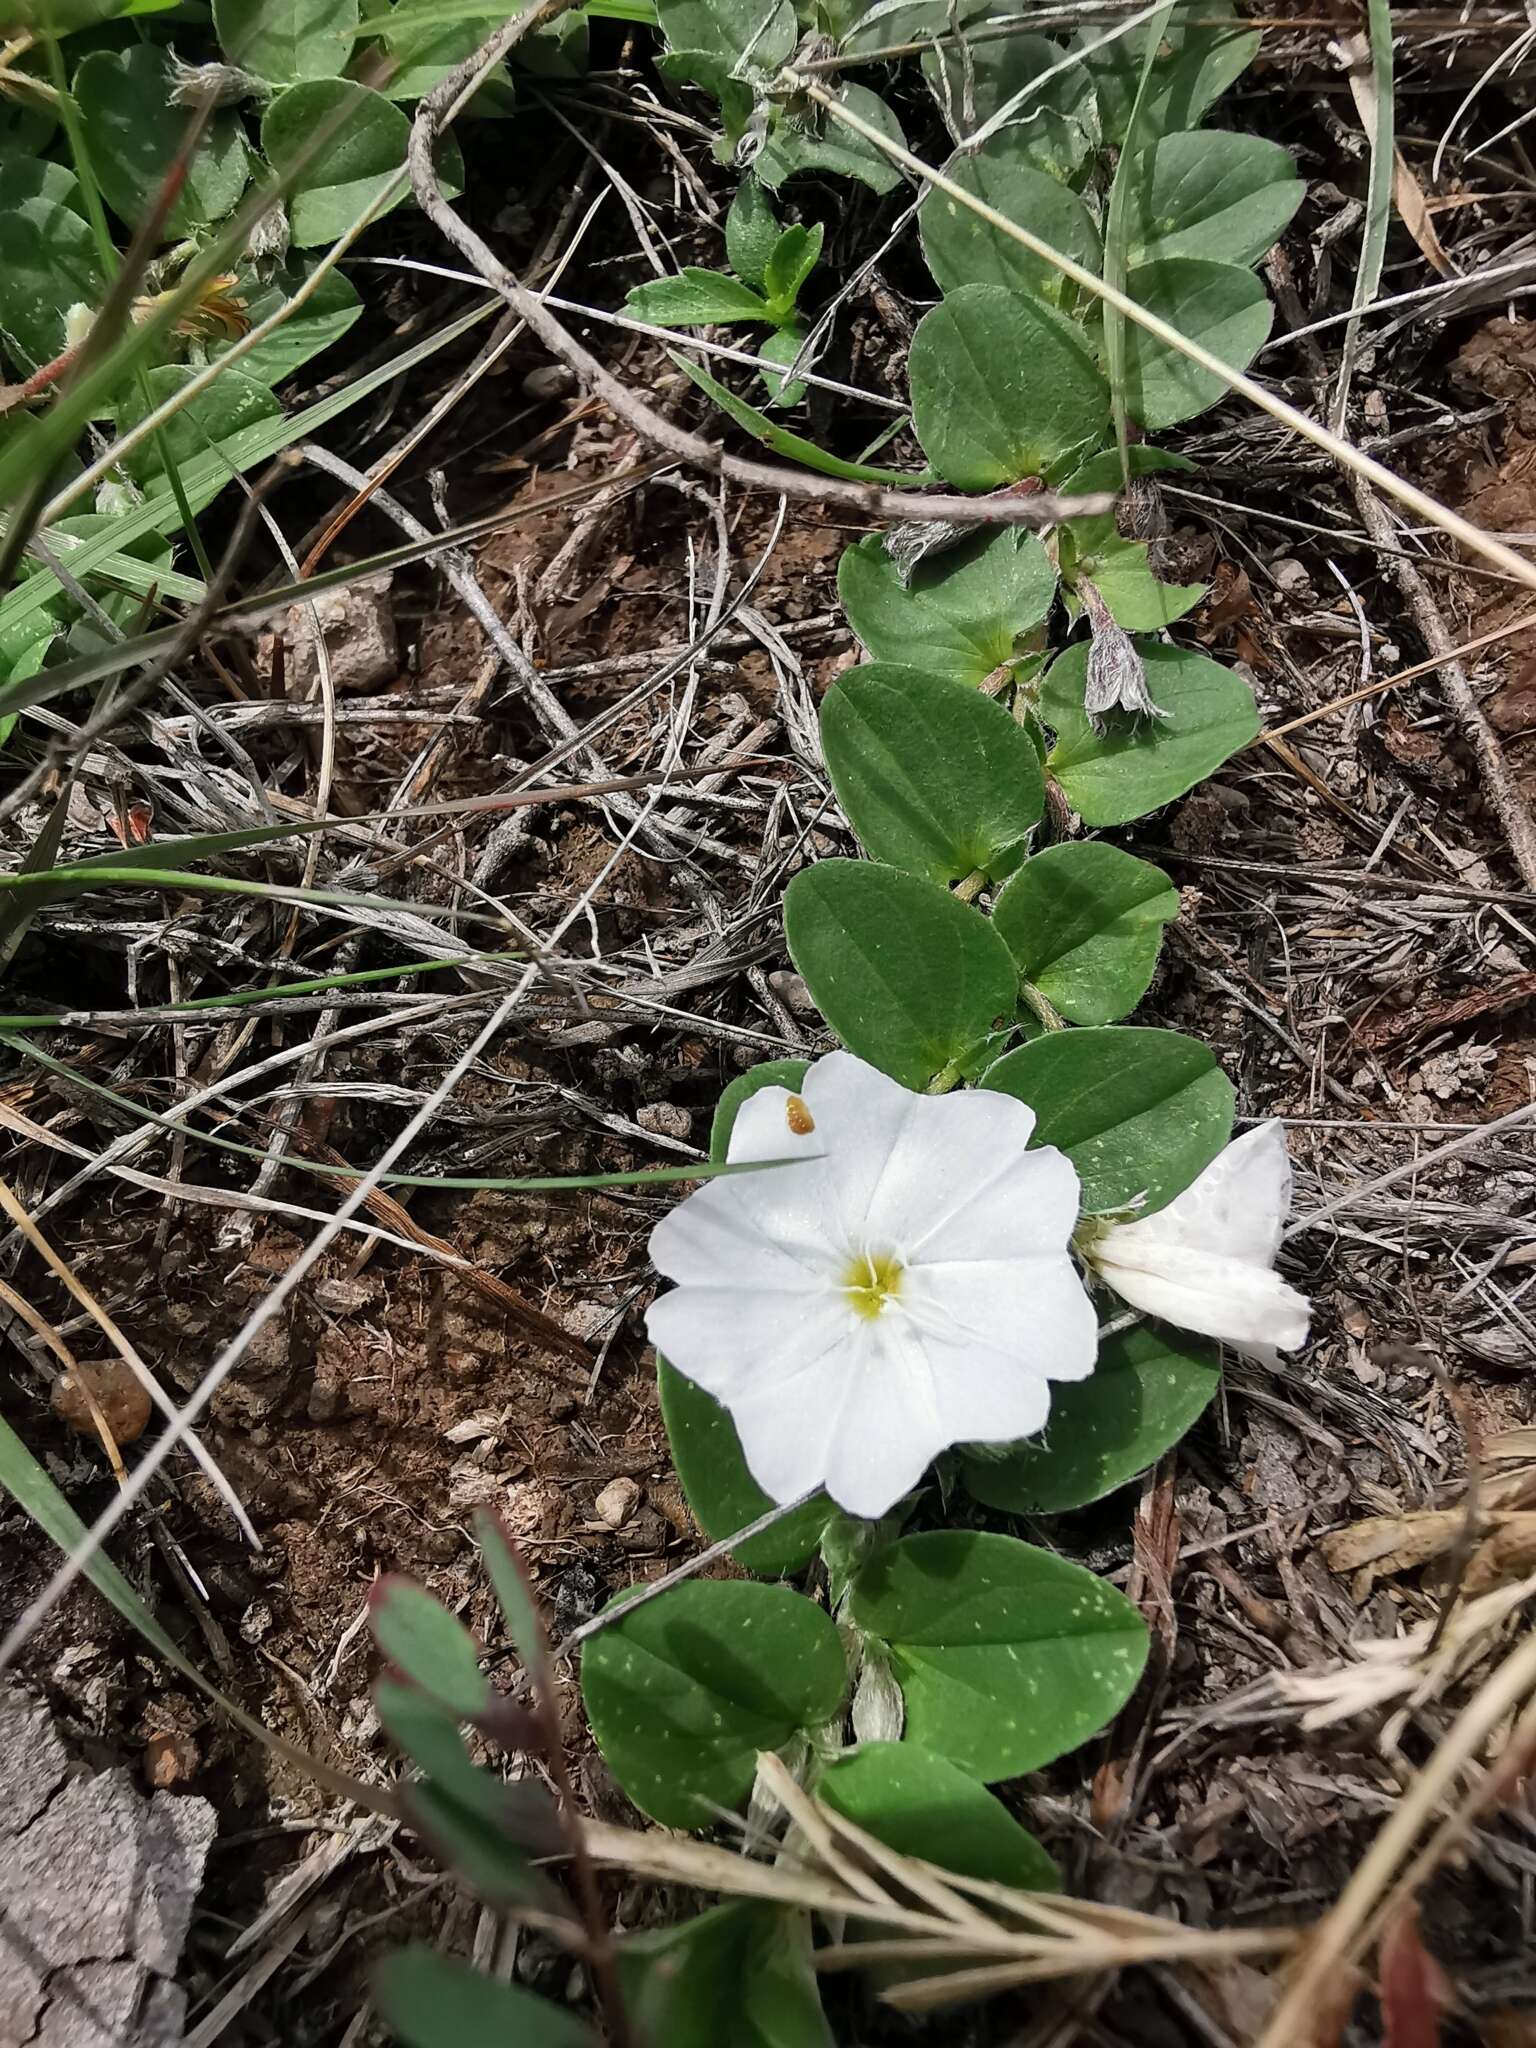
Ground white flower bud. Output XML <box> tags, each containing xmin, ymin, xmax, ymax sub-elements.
<box><xmin>850</xmin><ymin>1651</ymin><xmax>905</xmax><ymax>1745</ymax></box>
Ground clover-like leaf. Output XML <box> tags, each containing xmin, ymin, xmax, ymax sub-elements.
<box><xmin>920</xmin><ymin>134</ymin><xmax>1101</xmax><ymax>308</ymax></box>
<box><xmin>1041</xmin><ymin>639</ymin><xmax>1259</xmax><ymax>827</ymax></box>
<box><xmin>910</xmin><ymin>283</ymin><xmax>1109</xmax><ymax>489</ymax></box>
<box><xmin>992</xmin><ymin>841</ymin><xmax>1177</xmax><ymax>1025</ymax></box>
<box><xmin>821</xmin><ymin>662</ymin><xmax>1043</xmax><ymax>883</ymax></box>
<box><xmin>756</xmin><ymin>84</ymin><xmax>904</xmax><ymax>195</ymax></box>
<box><xmin>1116</xmin><ymin>256</ymin><xmax>1273</xmax><ymax>430</ymax></box>
<box><xmin>262</xmin><ymin>79</ymin><xmax>462</xmax><ymax>247</ymax></box>
<box><xmin>849</xmin><ymin>1532</ymin><xmax>1147</xmax><ymax>1779</ymax></box>
<box><xmin>581</xmin><ymin>1580</ymin><xmax>846</xmax><ymax>1828</ymax></box>
<box><xmin>620</xmin><ymin>1903</ymin><xmax>832</xmax><ymax>2048</ymax></box>
<box><xmin>963</xmin><ymin>1325</ymin><xmax>1221</xmax><ymax>1514</ymax></box>
<box><xmin>785</xmin><ymin>860</ymin><xmax>1018</xmax><ymax>1089</ymax></box>
<box><xmin>984</xmin><ymin>1024</ymin><xmax>1234</xmax><ymax>1213</ymax></box>
<box><xmin>1129</xmin><ymin>130</ymin><xmax>1305</xmax><ymax>269</ymax></box>
<box><xmin>838</xmin><ymin>527</ymin><xmax>1056</xmax><ymax>686</ymax></box>
<box><xmin>820</xmin><ymin>1740</ymin><xmax>1060</xmax><ymax>1889</ymax></box>
<box><xmin>1067</xmin><ymin>535</ymin><xmax>1205</xmax><ymax>632</ymax></box>
<box><xmin>626</xmin><ymin>268</ymin><xmax>774</xmax><ymax>327</ymax></box>
<box><xmin>74</xmin><ymin>48</ymin><xmax>250</xmax><ymax>236</ymax></box>
<box><xmin>214</xmin><ymin>0</ymin><xmax>359</xmax><ymax>81</ymax></box>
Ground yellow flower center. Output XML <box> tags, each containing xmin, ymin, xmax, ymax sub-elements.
<box><xmin>842</xmin><ymin>1249</ymin><xmax>903</xmax><ymax>1320</ymax></box>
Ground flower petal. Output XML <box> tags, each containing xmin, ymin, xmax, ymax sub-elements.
<box><xmin>644</xmin><ymin>1270</ymin><xmax>847</xmax><ymax>1405</ymax></box>
<box><xmin>1094</xmin><ymin>1239</ymin><xmax>1310</xmax><ymax>1350</ymax></box>
<box><xmin>1117</xmin><ymin>1120</ymin><xmax>1292</xmax><ymax>1261</ymax></box>
<box><xmin>779</xmin><ymin>1051</ymin><xmax>1047</xmax><ymax>1259</ymax></box>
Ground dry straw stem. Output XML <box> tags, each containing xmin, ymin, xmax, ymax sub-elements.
<box><xmin>1256</xmin><ymin>1621</ymin><xmax>1536</xmax><ymax>2047</ymax></box>
<box><xmin>788</xmin><ymin>76</ymin><xmax>1536</xmax><ymax>601</ymax></box>
<box><xmin>581</xmin><ymin>1753</ymin><xmax>1296</xmax><ymax>2013</ymax></box>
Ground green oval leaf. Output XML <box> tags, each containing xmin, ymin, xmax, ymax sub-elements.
<box><xmin>375</xmin><ymin>1947</ymin><xmax>596</xmax><ymax>2048</ymax></box>
<box><xmin>922</xmin><ymin>30</ymin><xmax>1094</xmax><ymax>169</ymax></box>
<box><xmin>820</xmin><ymin>1740</ymin><xmax>1059</xmax><ymax>1889</ymax></box>
<box><xmin>991</xmin><ymin>841</ymin><xmax>1177</xmax><ymax>1024</ymax></box>
<box><xmin>620</xmin><ymin>1903</ymin><xmax>832</xmax><ymax>2048</ymax></box>
<box><xmin>369</xmin><ymin>1575</ymin><xmax>489</xmax><ymax>1718</ymax></box>
<box><xmin>0</xmin><ymin>162</ymin><xmax>103</xmax><ymax>373</ymax></box>
<box><xmin>1068</xmin><ymin>535</ymin><xmax>1205</xmax><ymax>632</ymax></box>
<box><xmin>726</xmin><ymin>178</ymin><xmax>781</xmax><ymax>290</ymax></box>
<box><xmin>581</xmin><ymin>1580</ymin><xmax>846</xmax><ymax>1828</ymax></box>
<box><xmin>822</xmin><ymin>663</ymin><xmax>1043</xmax><ymax>883</ymax></box>
<box><xmin>74</xmin><ymin>48</ymin><xmax>250</xmax><ymax>236</ymax></box>
<box><xmin>1116</xmin><ymin>256</ymin><xmax>1273</xmax><ymax>430</ymax></box>
<box><xmin>1041</xmin><ymin>640</ymin><xmax>1259</xmax><ymax>827</ymax></box>
<box><xmin>849</xmin><ymin>1532</ymin><xmax>1147</xmax><ymax>1779</ymax></box>
<box><xmin>214</xmin><ymin>0</ymin><xmax>359</xmax><ymax>81</ymax></box>
<box><xmin>920</xmin><ymin>134</ymin><xmax>1101</xmax><ymax>308</ymax></box>
<box><xmin>838</xmin><ymin>526</ymin><xmax>1056</xmax><ymax>686</ymax></box>
<box><xmin>910</xmin><ymin>283</ymin><xmax>1109</xmax><ymax>490</ymax></box>
<box><xmin>1130</xmin><ymin>130</ymin><xmax>1304</xmax><ymax>269</ymax></box>
<box><xmin>983</xmin><ymin>1024</ymin><xmax>1233</xmax><ymax>1213</ymax></box>
<box><xmin>262</xmin><ymin>79</ymin><xmax>462</xmax><ymax>247</ymax></box>
<box><xmin>963</xmin><ymin>1324</ymin><xmax>1221</xmax><ymax>1514</ymax></box>
<box><xmin>1081</xmin><ymin>13</ymin><xmax>1261</xmax><ymax>146</ymax></box>
<box><xmin>784</xmin><ymin>859</ymin><xmax>1018</xmax><ymax>1089</ymax></box>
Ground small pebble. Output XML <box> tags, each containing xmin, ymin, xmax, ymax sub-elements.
<box><xmin>636</xmin><ymin>1102</ymin><xmax>692</xmax><ymax>1141</ymax></box>
<box><xmin>523</xmin><ymin>363</ymin><xmax>576</xmax><ymax>401</ymax></box>
<box><xmin>144</xmin><ymin>1729</ymin><xmax>198</xmax><ymax>1789</ymax></box>
<box><xmin>594</xmin><ymin>1477</ymin><xmax>641</xmax><ymax>1530</ymax></box>
<box><xmin>52</xmin><ymin>1360</ymin><xmax>153</xmax><ymax>1445</ymax></box>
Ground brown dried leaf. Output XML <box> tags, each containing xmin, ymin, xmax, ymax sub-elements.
<box><xmin>1380</xmin><ymin>1903</ymin><xmax>1453</xmax><ymax>2048</ymax></box>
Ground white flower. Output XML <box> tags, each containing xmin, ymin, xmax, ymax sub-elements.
<box><xmin>645</xmin><ymin>1050</ymin><xmax>1097</xmax><ymax>1520</ymax></box>
<box><xmin>1084</xmin><ymin>1121</ymin><xmax>1310</xmax><ymax>1352</ymax></box>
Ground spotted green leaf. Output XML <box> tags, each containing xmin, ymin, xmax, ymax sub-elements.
<box><xmin>984</xmin><ymin>1024</ymin><xmax>1233</xmax><ymax>1214</ymax></box>
<box><xmin>849</xmin><ymin>1532</ymin><xmax>1147</xmax><ymax>1780</ymax></box>
<box><xmin>963</xmin><ymin>1324</ymin><xmax>1221</xmax><ymax>1513</ymax></box>
<box><xmin>581</xmin><ymin>1580</ymin><xmax>845</xmax><ymax>1828</ymax></box>
<box><xmin>820</xmin><ymin>1740</ymin><xmax>1059</xmax><ymax>1889</ymax></box>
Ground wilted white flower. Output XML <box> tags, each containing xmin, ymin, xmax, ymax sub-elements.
<box><xmin>646</xmin><ymin>1051</ymin><xmax>1097</xmax><ymax>1520</ymax></box>
<box><xmin>1079</xmin><ymin>575</ymin><xmax>1167</xmax><ymax>732</ymax></box>
<box><xmin>1083</xmin><ymin>1122</ymin><xmax>1310</xmax><ymax>1352</ymax></box>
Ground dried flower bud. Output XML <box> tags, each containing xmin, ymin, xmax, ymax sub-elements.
<box><xmin>168</xmin><ymin>53</ymin><xmax>267</xmax><ymax>106</ymax></box>
<box><xmin>1079</xmin><ymin>576</ymin><xmax>1166</xmax><ymax>733</ymax></box>
<box><xmin>851</xmin><ymin>1650</ymin><xmax>905</xmax><ymax>1745</ymax></box>
<box><xmin>733</xmin><ymin>101</ymin><xmax>770</xmax><ymax>169</ymax></box>
<box><xmin>882</xmin><ymin>516</ymin><xmax>971</xmax><ymax>586</ymax></box>
<box><xmin>245</xmin><ymin>200</ymin><xmax>290</xmax><ymax>271</ymax></box>
<box><xmin>63</xmin><ymin>301</ymin><xmax>94</xmax><ymax>352</ymax></box>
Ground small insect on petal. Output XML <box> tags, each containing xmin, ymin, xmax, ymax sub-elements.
<box><xmin>785</xmin><ymin>1094</ymin><xmax>815</xmax><ymax>1135</ymax></box>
